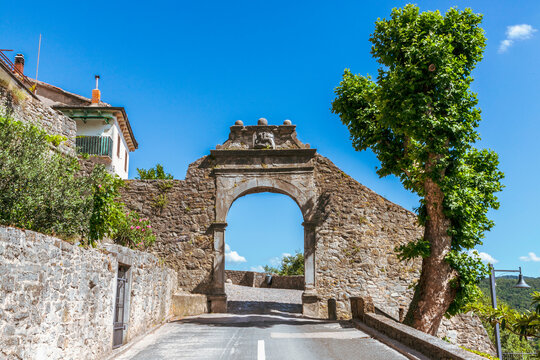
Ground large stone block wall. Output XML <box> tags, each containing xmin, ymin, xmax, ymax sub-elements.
<box><xmin>0</xmin><ymin>226</ymin><xmax>177</xmax><ymax>360</ymax></box>
<box><xmin>0</xmin><ymin>73</ymin><xmax>76</xmax><ymax>155</ymax></box>
<box><xmin>312</xmin><ymin>155</ymin><xmax>422</xmax><ymax>320</ymax></box>
<box><xmin>120</xmin><ymin>157</ymin><xmax>216</xmax><ymax>294</ymax></box>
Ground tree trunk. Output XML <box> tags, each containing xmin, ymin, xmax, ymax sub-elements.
<box><xmin>403</xmin><ymin>175</ymin><xmax>458</xmax><ymax>335</ymax></box>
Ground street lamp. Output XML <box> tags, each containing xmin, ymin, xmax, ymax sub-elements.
<box><xmin>488</xmin><ymin>264</ymin><xmax>530</xmax><ymax>359</ymax></box>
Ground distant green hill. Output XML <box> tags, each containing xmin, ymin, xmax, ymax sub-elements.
<box><xmin>478</xmin><ymin>276</ymin><xmax>540</xmax><ymax>312</ymax></box>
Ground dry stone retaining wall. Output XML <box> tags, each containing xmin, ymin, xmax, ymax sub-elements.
<box><xmin>0</xmin><ymin>226</ymin><xmax>177</xmax><ymax>360</ymax></box>
<box><xmin>0</xmin><ymin>78</ymin><xmax>76</xmax><ymax>155</ymax></box>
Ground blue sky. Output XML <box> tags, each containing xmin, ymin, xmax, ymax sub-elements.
<box><xmin>2</xmin><ymin>0</ymin><xmax>539</xmax><ymax>276</ymax></box>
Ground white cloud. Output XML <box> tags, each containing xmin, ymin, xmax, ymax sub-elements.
<box><xmin>499</xmin><ymin>24</ymin><xmax>537</xmax><ymax>53</ymax></box>
<box><xmin>507</xmin><ymin>24</ymin><xmax>537</xmax><ymax>40</ymax></box>
<box><xmin>499</xmin><ymin>39</ymin><xmax>512</xmax><ymax>53</ymax></box>
<box><xmin>468</xmin><ymin>250</ymin><xmax>498</xmax><ymax>264</ymax></box>
<box><xmin>519</xmin><ymin>252</ymin><xmax>540</xmax><ymax>262</ymax></box>
<box><xmin>224</xmin><ymin>243</ymin><xmax>246</xmax><ymax>263</ymax></box>
<box><xmin>250</xmin><ymin>265</ymin><xmax>265</xmax><ymax>272</ymax></box>
<box><xmin>269</xmin><ymin>252</ymin><xmax>292</xmax><ymax>266</ymax></box>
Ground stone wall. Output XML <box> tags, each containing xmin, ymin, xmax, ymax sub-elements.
<box><xmin>225</xmin><ymin>270</ymin><xmax>254</xmax><ymax>286</ymax></box>
<box><xmin>312</xmin><ymin>155</ymin><xmax>494</xmax><ymax>355</ymax></box>
<box><xmin>0</xmin><ymin>74</ymin><xmax>76</xmax><ymax>155</ymax></box>
<box><xmin>0</xmin><ymin>226</ymin><xmax>177</xmax><ymax>360</ymax></box>
<box><xmin>437</xmin><ymin>313</ymin><xmax>496</xmax><ymax>355</ymax></box>
<box><xmin>120</xmin><ymin>157</ymin><xmax>215</xmax><ymax>294</ymax></box>
<box><xmin>350</xmin><ymin>297</ymin><xmax>488</xmax><ymax>360</ymax></box>
<box><xmin>312</xmin><ymin>155</ymin><xmax>423</xmax><ymax>320</ymax></box>
<box><xmin>225</xmin><ymin>270</ymin><xmax>304</xmax><ymax>290</ymax></box>
<box><xmin>118</xmin><ymin>123</ymin><xmax>493</xmax><ymax>355</ymax></box>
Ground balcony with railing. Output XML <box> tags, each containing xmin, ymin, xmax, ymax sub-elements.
<box><xmin>76</xmin><ymin>136</ymin><xmax>113</xmax><ymax>158</ymax></box>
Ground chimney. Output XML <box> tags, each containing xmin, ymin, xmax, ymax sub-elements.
<box><xmin>14</xmin><ymin>53</ymin><xmax>24</xmax><ymax>75</ymax></box>
<box><xmin>91</xmin><ymin>75</ymin><xmax>100</xmax><ymax>104</ymax></box>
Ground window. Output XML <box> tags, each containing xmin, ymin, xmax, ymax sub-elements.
<box><xmin>117</xmin><ymin>135</ymin><xmax>121</xmax><ymax>157</ymax></box>
<box><xmin>124</xmin><ymin>151</ymin><xmax>128</xmax><ymax>172</ymax></box>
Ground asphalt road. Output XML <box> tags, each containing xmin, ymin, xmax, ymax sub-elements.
<box><xmin>114</xmin><ymin>313</ymin><xmax>409</xmax><ymax>360</ymax></box>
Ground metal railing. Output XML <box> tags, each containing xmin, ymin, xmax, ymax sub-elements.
<box><xmin>76</xmin><ymin>136</ymin><xmax>113</xmax><ymax>158</ymax></box>
<box><xmin>0</xmin><ymin>49</ymin><xmax>33</xmax><ymax>87</ymax></box>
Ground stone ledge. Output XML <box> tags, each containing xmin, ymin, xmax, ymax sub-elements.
<box><xmin>210</xmin><ymin>148</ymin><xmax>317</xmax><ymax>157</ymax></box>
<box><xmin>350</xmin><ymin>297</ymin><xmax>487</xmax><ymax>360</ymax></box>
<box><xmin>172</xmin><ymin>293</ymin><xmax>208</xmax><ymax>317</ymax></box>
<box><xmin>213</xmin><ymin>166</ymin><xmax>315</xmax><ymax>174</ymax></box>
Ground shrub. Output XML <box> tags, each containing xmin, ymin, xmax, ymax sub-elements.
<box><xmin>0</xmin><ymin>115</ymin><xmax>157</xmax><ymax>250</ymax></box>
<box><xmin>113</xmin><ymin>211</ymin><xmax>156</xmax><ymax>249</ymax></box>
<box><xmin>263</xmin><ymin>250</ymin><xmax>304</xmax><ymax>275</ymax></box>
<box><xmin>136</xmin><ymin>164</ymin><xmax>173</xmax><ymax>179</ymax></box>
<box><xmin>0</xmin><ymin>116</ymin><xmax>92</xmax><ymax>239</ymax></box>
<box><xmin>88</xmin><ymin>165</ymin><xmax>125</xmax><ymax>244</ymax></box>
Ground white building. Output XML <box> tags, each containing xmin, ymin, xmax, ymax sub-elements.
<box><xmin>35</xmin><ymin>76</ymin><xmax>138</xmax><ymax>179</ymax></box>
<box><xmin>2</xmin><ymin>51</ymin><xmax>138</xmax><ymax>179</ymax></box>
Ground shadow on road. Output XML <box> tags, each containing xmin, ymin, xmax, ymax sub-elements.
<box><xmin>173</xmin><ymin>314</ymin><xmax>355</xmax><ymax>330</ymax></box>
<box><xmin>227</xmin><ymin>300</ymin><xmax>302</xmax><ymax>315</ymax></box>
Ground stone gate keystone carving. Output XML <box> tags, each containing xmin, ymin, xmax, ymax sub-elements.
<box><xmin>119</xmin><ymin>118</ymin><xmax>495</xmax><ymax>355</ymax></box>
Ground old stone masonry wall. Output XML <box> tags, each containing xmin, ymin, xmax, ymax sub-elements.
<box><xmin>120</xmin><ymin>153</ymin><xmax>494</xmax><ymax>355</ymax></box>
<box><xmin>0</xmin><ymin>226</ymin><xmax>177</xmax><ymax>360</ymax></box>
<box><xmin>313</xmin><ymin>154</ymin><xmax>423</xmax><ymax>320</ymax></box>
<box><xmin>0</xmin><ymin>77</ymin><xmax>76</xmax><ymax>155</ymax></box>
<box><xmin>119</xmin><ymin>122</ymin><xmax>494</xmax><ymax>355</ymax></box>
<box><xmin>312</xmin><ymin>155</ymin><xmax>495</xmax><ymax>355</ymax></box>
<box><xmin>120</xmin><ymin>157</ymin><xmax>216</xmax><ymax>294</ymax></box>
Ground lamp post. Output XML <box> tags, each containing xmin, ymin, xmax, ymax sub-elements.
<box><xmin>488</xmin><ymin>264</ymin><xmax>530</xmax><ymax>359</ymax></box>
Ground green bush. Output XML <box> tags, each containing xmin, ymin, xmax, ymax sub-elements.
<box><xmin>264</xmin><ymin>250</ymin><xmax>304</xmax><ymax>275</ymax></box>
<box><xmin>0</xmin><ymin>116</ymin><xmax>92</xmax><ymax>239</ymax></box>
<box><xmin>88</xmin><ymin>165</ymin><xmax>125</xmax><ymax>244</ymax></box>
<box><xmin>0</xmin><ymin>116</ymin><xmax>156</xmax><ymax>250</ymax></box>
<box><xmin>113</xmin><ymin>211</ymin><xmax>156</xmax><ymax>249</ymax></box>
<box><xmin>136</xmin><ymin>164</ymin><xmax>173</xmax><ymax>179</ymax></box>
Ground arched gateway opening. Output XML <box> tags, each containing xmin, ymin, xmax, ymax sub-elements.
<box><xmin>208</xmin><ymin>122</ymin><xmax>319</xmax><ymax>316</ymax></box>
<box><xmin>224</xmin><ymin>192</ymin><xmax>304</xmax><ymax>314</ymax></box>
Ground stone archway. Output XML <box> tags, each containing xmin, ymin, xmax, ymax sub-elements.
<box><xmin>121</xmin><ymin>119</ymin><xmax>424</xmax><ymax>319</ymax></box>
<box><xmin>207</xmin><ymin>120</ymin><xmax>319</xmax><ymax>316</ymax></box>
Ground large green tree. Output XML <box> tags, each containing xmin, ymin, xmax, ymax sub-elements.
<box><xmin>332</xmin><ymin>5</ymin><xmax>503</xmax><ymax>334</ymax></box>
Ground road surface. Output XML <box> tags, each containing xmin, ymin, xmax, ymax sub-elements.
<box><xmin>114</xmin><ymin>313</ymin><xmax>409</xmax><ymax>360</ymax></box>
